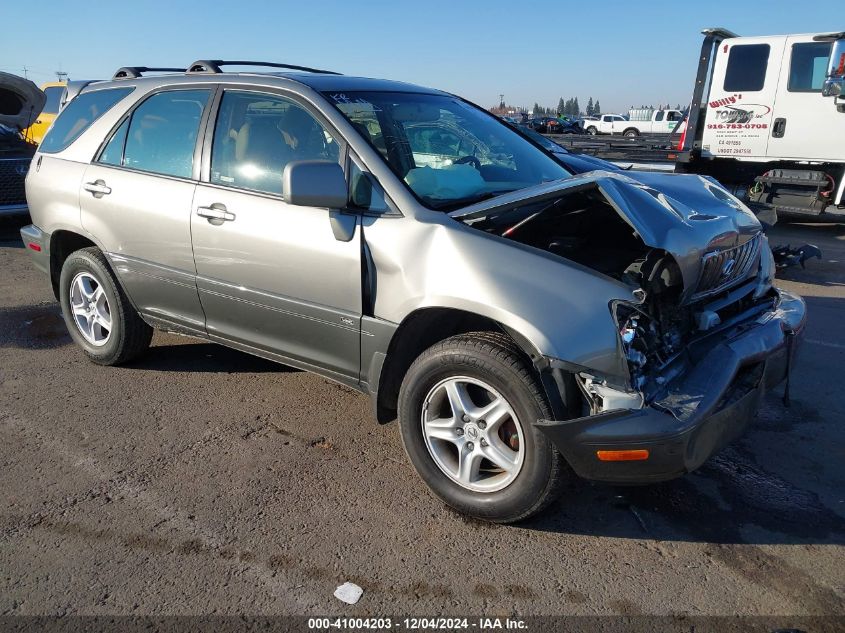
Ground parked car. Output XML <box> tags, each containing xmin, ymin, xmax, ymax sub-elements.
<box><xmin>0</xmin><ymin>71</ymin><xmax>44</xmax><ymax>215</ymax></box>
<box><xmin>583</xmin><ymin>113</ymin><xmax>629</xmax><ymax>135</ymax></box>
<box><xmin>23</xmin><ymin>81</ymin><xmax>67</xmax><ymax>145</ymax></box>
<box><xmin>622</xmin><ymin>108</ymin><xmax>685</xmax><ymax>136</ymax></box>
<box><xmin>21</xmin><ymin>60</ymin><xmax>805</xmax><ymax>523</ymax></box>
<box><xmin>527</xmin><ymin>116</ymin><xmax>565</xmax><ymax>133</ymax></box>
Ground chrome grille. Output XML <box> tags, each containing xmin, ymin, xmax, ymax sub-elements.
<box><xmin>693</xmin><ymin>234</ymin><xmax>761</xmax><ymax>299</ymax></box>
<box><xmin>0</xmin><ymin>158</ymin><xmax>29</xmax><ymax>207</ymax></box>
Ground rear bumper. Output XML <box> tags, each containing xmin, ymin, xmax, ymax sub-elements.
<box><xmin>536</xmin><ymin>289</ymin><xmax>806</xmax><ymax>484</ymax></box>
<box><xmin>20</xmin><ymin>224</ymin><xmax>50</xmax><ymax>275</ymax></box>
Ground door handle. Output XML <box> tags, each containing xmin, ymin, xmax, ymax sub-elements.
<box><xmin>772</xmin><ymin>118</ymin><xmax>787</xmax><ymax>138</ymax></box>
<box><xmin>83</xmin><ymin>180</ymin><xmax>112</xmax><ymax>196</ymax></box>
<box><xmin>196</xmin><ymin>205</ymin><xmax>235</xmax><ymax>222</ymax></box>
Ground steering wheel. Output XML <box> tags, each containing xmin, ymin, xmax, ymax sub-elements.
<box><xmin>454</xmin><ymin>155</ymin><xmax>482</xmax><ymax>170</ymax></box>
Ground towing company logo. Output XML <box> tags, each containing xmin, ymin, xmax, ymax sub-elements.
<box><xmin>709</xmin><ymin>94</ymin><xmax>772</xmax><ymax>125</ymax></box>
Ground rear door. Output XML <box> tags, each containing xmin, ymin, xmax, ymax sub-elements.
<box><xmin>768</xmin><ymin>35</ymin><xmax>843</xmax><ymax>161</ymax></box>
<box><xmin>701</xmin><ymin>36</ymin><xmax>786</xmax><ymax>160</ymax></box>
<box><xmin>79</xmin><ymin>87</ymin><xmax>212</xmax><ymax>333</ymax></box>
<box><xmin>190</xmin><ymin>88</ymin><xmax>362</xmax><ymax>380</ymax></box>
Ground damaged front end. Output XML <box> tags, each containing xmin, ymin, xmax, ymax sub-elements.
<box><xmin>451</xmin><ymin>171</ymin><xmax>807</xmax><ymax>483</ymax></box>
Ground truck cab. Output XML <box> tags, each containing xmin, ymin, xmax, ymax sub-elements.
<box><xmin>679</xmin><ymin>28</ymin><xmax>845</xmax><ymax>221</ymax></box>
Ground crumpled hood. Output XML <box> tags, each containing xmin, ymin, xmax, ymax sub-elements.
<box><xmin>451</xmin><ymin>170</ymin><xmax>762</xmax><ymax>302</ymax></box>
<box><xmin>0</xmin><ymin>72</ymin><xmax>46</xmax><ymax>130</ymax></box>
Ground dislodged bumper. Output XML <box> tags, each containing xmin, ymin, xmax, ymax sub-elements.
<box><xmin>535</xmin><ymin>289</ymin><xmax>806</xmax><ymax>484</ymax></box>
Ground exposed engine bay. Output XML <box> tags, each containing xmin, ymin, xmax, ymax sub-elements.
<box><xmin>461</xmin><ymin>182</ymin><xmax>780</xmax><ymax>406</ymax></box>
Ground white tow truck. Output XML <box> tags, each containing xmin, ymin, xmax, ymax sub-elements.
<box><xmin>677</xmin><ymin>28</ymin><xmax>845</xmax><ymax>222</ymax></box>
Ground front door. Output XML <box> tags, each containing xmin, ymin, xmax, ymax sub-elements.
<box><xmin>190</xmin><ymin>89</ymin><xmax>362</xmax><ymax>380</ymax></box>
<box><xmin>701</xmin><ymin>36</ymin><xmax>786</xmax><ymax>160</ymax></box>
<box><xmin>79</xmin><ymin>88</ymin><xmax>212</xmax><ymax>333</ymax></box>
<box><xmin>768</xmin><ymin>35</ymin><xmax>844</xmax><ymax>161</ymax></box>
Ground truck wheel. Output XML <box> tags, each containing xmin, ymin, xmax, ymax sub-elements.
<box><xmin>59</xmin><ymin>247</ymin><xmax>152</xmax><ymax>366</ymax></box>
<box><xmin>586</xmin><ymin>126</ymin><xmax>598</xmax><ymax>135</ymax></box>
<box><xmin>623</xmin><ymin>128</ymin><xmax>639</xmax><ymax>137</ymax></box>
<box><xmin>397</xmin><ymin>332</ymin><xmax>567</xmax><ymax>523</ymax></box>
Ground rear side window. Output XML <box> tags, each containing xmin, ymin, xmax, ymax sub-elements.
<box><xmin>723</xmin><ymin>44</ymin><xmax>770</xmax><ymax>92</ymax></box>
<box><xmin>121</xmin><ymin>89</ymin><xmax>210</xmax><ymax>179</ymax></box>
<box><xmin>788</xmin><ymin>42</ymin><xmax>831</xmax><ymax>92</ymax></box>
<box><xmin>39</xmin><ymin>87</ymin><xmax>133</xmax><ymax>154</ymax></box>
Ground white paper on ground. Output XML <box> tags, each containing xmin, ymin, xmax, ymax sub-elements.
<box><xmin>334</xmin><ymin>581</ymin><xmax>364</xmax><ymax>604</ymax></box>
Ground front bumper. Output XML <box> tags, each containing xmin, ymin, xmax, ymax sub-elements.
<box><xmin>536</xmin><ymin>289</ymin><xmax>806</xmax><ymax>484</ymax></box>
<box><xmin>20</xmin><ymin>224</ymin><xmax>50</xmax><ymax>275</ymax></box>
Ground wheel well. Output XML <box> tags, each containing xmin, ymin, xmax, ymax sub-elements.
<box><xmin>374</xmin><ymin>308</ymin><xmax>551</xmax><ymax>424</ymax></box>
<box><xmin>49</xmin><ymin>231</ymin><xmax>97</xmax><ymax>299</ymax></box>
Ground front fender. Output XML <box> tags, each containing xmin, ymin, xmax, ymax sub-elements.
<box><xmin>364</xmin><ymin>213</ymin><xmax>636</xmax><ymax>380</ymax></box>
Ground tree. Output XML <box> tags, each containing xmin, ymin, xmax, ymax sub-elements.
<box><xmin>594</xmin><ymin>99</ymin><xmax>601</xmax><ymax>115</ymax></box>
<box><xmin>586</xmin><ymin>97</ymin><xmax>594</xmax><ymax>116</ymax></box>
<box><xmin>572</xmin><ymin>97</ymin><xmax>580</xmax><ymax>116</ymax></box>
<box><xmin>557</xmin><ymin>97</ymin><xmax>565</xmax><ymax>115</ymax></box>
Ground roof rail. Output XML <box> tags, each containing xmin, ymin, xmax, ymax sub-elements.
<box><xmin>186</xmin><ymin>60</ymin><xmax>341</xmax><ymax>76</ymax></box>
<box><xmin>113</xmin><ymin>66</ymin><xmax>187</xmax><ymax>80</ymax></box>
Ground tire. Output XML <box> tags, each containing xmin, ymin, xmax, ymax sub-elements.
<box><xmin>59</xmin><ymin>246</ymin><xmax>152</xmax><ymax>365</ymax></box>
<box><xmin>586</xmin><ymin>126</ymin><xmax>598</xmax><ymax>135</ymax></box>
<box><xmin>623</xmin><ymin>128</ymin><xmax>639</xmax><ymax>137</ymax></box>
<box><xmin>397</xmin><ymin>332</ymin><xmax>567</xmax><ymax>523</ymax></box>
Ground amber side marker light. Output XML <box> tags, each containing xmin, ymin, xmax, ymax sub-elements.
<box><xmin>596</xmin><ymin>449</ymin><xmax>650</xmax><ymax>462</ymax></box>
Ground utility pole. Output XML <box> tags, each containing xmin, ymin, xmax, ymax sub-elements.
<box><xmin>499</xmin><ymin>93</ymin><xmax>505</xmax><ymax>109</ymax></box>
<box><xmin>22</xmin><ymin>66</ymin><xmax>28</xmax><ymax>79</ymax></box>
<box><xmin>56</xmin><ymin>71</ymin><xmax>68</xmax><ymax>82</ymax></box>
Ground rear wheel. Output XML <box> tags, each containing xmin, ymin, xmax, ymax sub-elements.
<box><xmin>623</xmin><ymin>128</ymin><xmax>639</xmax><ymax>137</ymax></box>
<box><xmin>397</xmin><ymin>332</ymin><xmax>567</xmax><ymax>522</ymax></box>
<box><xmin>59</xmin><ymin>247</ymin><xmax>152</xmax><ymax>365</ymax></box>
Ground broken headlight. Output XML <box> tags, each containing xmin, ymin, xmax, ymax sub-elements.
<box><xmin>611</xmin><ymin>301</ymin><xmax>656</xmax><ymax>390</ymax></box>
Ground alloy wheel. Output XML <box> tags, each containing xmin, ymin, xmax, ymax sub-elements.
<box><xmin>69</xmin><ymin>272</ymin><xmax>112</xmax><ymax>346</ymax></box>
<box><xmin>420</xmin><ymin>376</ymin><xmax>525</xmax><ymax>492</ymax></box>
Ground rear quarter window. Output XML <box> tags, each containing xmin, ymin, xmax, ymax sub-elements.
<box><xmin>39</xmin><ymin>87</ymin><xmax>134</xmax><ymax>154</ymax></box>
<box><xmin>723</xmin><ymin>44</ymin><xmax>770</xmax><ymax>92</ymax></box>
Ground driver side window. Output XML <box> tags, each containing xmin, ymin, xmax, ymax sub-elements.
<box><xmin>210</xmin><ymin>90</ymin><xmax>340</xmax><ymax>196</ymax></box>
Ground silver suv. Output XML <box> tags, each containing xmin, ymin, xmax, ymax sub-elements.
<box><xmin>21</xmin><ymin>60</ymin><xmax>806</xmax><ymax>522</ymax></box>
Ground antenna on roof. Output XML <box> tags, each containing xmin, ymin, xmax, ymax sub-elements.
<box><xmin>112</xmin><ymin>66</ymin><xmax>187</xmax><ymax>80</ymax></box>
<box><xmin>186</xmin><ymin>60</ymin><xmax>341</xmax><ymax>76</ymax></box>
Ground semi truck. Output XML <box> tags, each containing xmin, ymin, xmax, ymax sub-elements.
<box><xmin>676</xmin><ymin>28</ymin><xmax>845</xmax><ymax>222</ymax></box>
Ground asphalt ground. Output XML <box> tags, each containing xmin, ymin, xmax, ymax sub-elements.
<box><xmin>0</xmin><ymin>214</ymin><xmax>843</xmax><ymax>619</ymax></box>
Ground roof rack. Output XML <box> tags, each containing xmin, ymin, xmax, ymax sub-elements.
<box><xmin>113</xmin><ymin>66</ymin><xmax>187</xmax><ymax>80</ymax></box>
<box><xmin>186</xmin><ymin>59</ymin><xmax>341</xmax><ymax>76</ymax></box>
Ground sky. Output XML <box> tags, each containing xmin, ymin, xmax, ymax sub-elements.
<box><xmin>1</xmin><ymin>0</ymin><xmax>841</xmax><ymax>114</ymax></box>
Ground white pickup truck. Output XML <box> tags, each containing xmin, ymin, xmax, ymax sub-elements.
<box><xmin>582</xmin><ymin>114</ymin><xmax>628</xmax><ymax>135</ymax></box>
<box><xmin>624</xmin><ymin>108</ymin><xmax>685</xmax><ymax>136</ymax></box>
<box><xmin>583</xmin><ymin>110</ymin><xmax>683</xmax><ymax>136</ymax></box>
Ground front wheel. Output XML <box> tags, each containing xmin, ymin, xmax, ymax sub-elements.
<box><xmin>397</xmin><ymin>332</ymin><xmax>567</xmax><ymax>523</ymax></box>
<box><xmin>59</xmin><ymin>247</ymin><xmax>152</xmax><ymax>365</ymax></box>
<box><xmin>586</xmin><ymin>126</ymin><xmax>598</xmax><ymax>135</ymax></box>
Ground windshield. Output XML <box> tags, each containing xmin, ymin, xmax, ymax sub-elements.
<box><xmin>324</xmin><ymin>91</ymin><xmax>571</xmax><ymax>210</ymax></box>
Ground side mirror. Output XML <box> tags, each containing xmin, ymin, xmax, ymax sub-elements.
<box><xmin>822</xmin><ymin>39</ymin><xmax>845</xmax><ymax>102</ymax></box>
<box><xmin>283</xmin><ymin>160</ymin><xmax>348</xmax><ymax>208</ymax></box>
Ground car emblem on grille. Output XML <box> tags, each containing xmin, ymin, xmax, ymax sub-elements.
<box><xmin>721</xmin><ymin>258</ymin><xmax>736</xmax><ymax>277</ymax></box>
<box><xmin>15</xmin><ymin>164</ymin><xmax>29</xmax><ymax>177</ymax></box>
